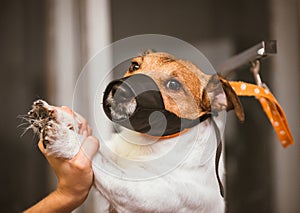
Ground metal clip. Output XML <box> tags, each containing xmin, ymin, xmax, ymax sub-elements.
<box><xmin>250</xmin><ymin>60</ymin><xmax>269</xmax><ymax>90</ymax></box>
<box><xmin>250</xmin><ymin>60</ymin><xmax>262</xmax><ymax>86</ymax></box>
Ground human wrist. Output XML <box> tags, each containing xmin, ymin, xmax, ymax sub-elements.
<box><xmin>55</xmin><ymin>185</ymin><xmax>89</xmax><ymax>209</ymax></box>
<box><xmin>49</xmin><ymin>190</ymin><xmax>83</xmax><ymax>212</ymax></box>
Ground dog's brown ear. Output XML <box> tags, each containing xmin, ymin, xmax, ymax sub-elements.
<box><xmin>202</xmin><ymin>74</ymin><xmax>245</xmax><ymax>122</ymax></box>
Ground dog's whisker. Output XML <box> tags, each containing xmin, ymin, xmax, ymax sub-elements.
<box><xmin>17</xmin><ymin>114</ymin><xmax>29</xmax><ymax>119</ymax></box>
<box><xmin>20</xmin><ymin>125</ymin><xmax>35</xmax><ymax>137</ymax></box>
<box><xmin>29</xmin><ymin>132</ymin><xmax>39</xmax><ymax>143</ymax></box>
<box><xmin>17</xmin><ymin>122</ymin><xmax>30</xmax><ymax>128</ymax></box>
<box><xmin>17</xmin><ymin>115</ymin><xmax>31</xmax><ymax>123</ymax></box>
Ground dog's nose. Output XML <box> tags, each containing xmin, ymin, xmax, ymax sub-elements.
<box><xmin>111</xmin><ymin>82</ymin><xmax>135</xmax><ymax>103</ymax></box>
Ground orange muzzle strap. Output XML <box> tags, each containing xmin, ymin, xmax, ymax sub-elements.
<box><xmin>229</xmin><ymin>81</ymin><xmax>294</xmax><ymax>148</ymax></box>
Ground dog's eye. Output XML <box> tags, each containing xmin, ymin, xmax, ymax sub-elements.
<box><xmin>129</xmin><ymin>62</ymin><xmax>140</xmax><ymax>72</ymax></box>
<box><xmin>166</xmin><ymin>79</ymin><xmax>182</xmax><ymax>91</ymax></box>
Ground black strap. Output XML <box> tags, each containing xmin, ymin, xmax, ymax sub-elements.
<box><xmin>211</xmin><ymin>118</ymin><xmax>225</xmax><ymax>198</ymax></box>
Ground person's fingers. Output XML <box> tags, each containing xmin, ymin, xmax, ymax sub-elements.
<box><xmin>75</xmin><ymin>136</ymin><xmax>99</xmax><ymax>163</ymax></box>
<box><xmin>74</xmin><ymin>112</ymin><xmax>89</xmax><ymax>135</ymax></box>
<box><xmin>60</xmin><ymin>106</ymin><xmax>90</xmax><ymax>135</ymax></box>
<box><xmin>73</xmin><ymin>111</ymin><xmax>86</xmax><ymax>123</ymax></box>
<box><xmin>87</xmin><ymin>126</ymin><xmax>92</xmax><ymax>136</ymax></box>
<box><xmin>38</xmin><ymin>139</ymin><xmax>57</xmax><ymax>166</ymax></box>
<box><xmin>61</xmin><ymin>106</ymin><xmax>75</xmax><ymax>117</ymax></box>
<box><xmin>38</xmin><ymin>139</ymin><xmax>46</xmax><ymax>154</ymax></box>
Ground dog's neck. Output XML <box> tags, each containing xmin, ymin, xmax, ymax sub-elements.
<box><xmin>106</xmin><ymin>117</ymin><xmax>223</xmax><ymax>170</ymax></box>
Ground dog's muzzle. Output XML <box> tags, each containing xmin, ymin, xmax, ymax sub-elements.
<box><xmin>103</xmin><ymin>74</ymin><xmax>209</xmax><ymax>137</ymax></box>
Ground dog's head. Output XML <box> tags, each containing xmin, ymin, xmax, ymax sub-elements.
<box><xmin>103</xmin><ymin>51</ymin><xmax>244</xmax><ymax>136</ymax></box>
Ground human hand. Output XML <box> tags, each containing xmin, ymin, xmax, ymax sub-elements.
<box><xmin>40</xmin><ymin>106</ymin><xmax>99</xmax><ymax>207</ymax></box>
<box><xmin>24</xmin><ymin>106</ymin><xmax>99</xmax><ymax>213</ymax></box>
<box><xmin>38</xmin><ymin>135</ymin><xmax>99</xmax><ymax>208</ymax></box>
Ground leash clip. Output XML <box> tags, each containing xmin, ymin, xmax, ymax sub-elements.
<box><xmin>250</xmin><ymin>59</ymin><xmax>271</xmax><ymax>93</ymax></box>
<box><xmin>250</xmin><ymin>60</ymin><xmax>262</xmax><ymax>86</ymax></box>
<box><xmin>250</xmin><ymin>60</ymin><xmax>267</xmax><ymax>88</ymax></box>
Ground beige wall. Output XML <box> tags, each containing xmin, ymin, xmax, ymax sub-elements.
<box><xmin>271</xmin><ymin>0</ymin><xmax>300</xmax><ymax>212</ymax></box>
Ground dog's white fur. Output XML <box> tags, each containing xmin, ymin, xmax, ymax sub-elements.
<box><xmin>29</xmin><ymin>100</ymin><xmax>226</xmax><ymax>212</ymax></box>
<box><xmin>29</xmin><ymin>100</ymin><xmax>85</xmax><ymax>158</ymax></box>
<box><xmin>91</xmin><ymin>119</ymin><xmax>225</xmax><ymax>212</ymax></box>
<box><xmin>30</xmin><ymin>89</ymin><xmax>230</xmax><ymax>212</ymax></box>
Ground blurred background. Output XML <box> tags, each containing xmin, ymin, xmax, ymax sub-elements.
<box><xmin>0</xmin><ymin>0</ymin><xmax>299</xmax><ymax>212</ymax></box>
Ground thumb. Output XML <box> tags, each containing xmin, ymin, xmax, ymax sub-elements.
<box><xmin>77</xmin><ymin>136</ymin><xmax>100</xmax><ymax>162</ymax></box>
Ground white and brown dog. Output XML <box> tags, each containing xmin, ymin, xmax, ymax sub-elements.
<box><xmin>27</xmin><ymin>51</ymin><xmax>244</xmax><ymax>212</ymax></box>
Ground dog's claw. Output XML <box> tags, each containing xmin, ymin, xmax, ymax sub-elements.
<box><xmin>34</xmin><ymin>100</ymin><xmax>44</xmax><ymax>107</ymax></box>
<box><xmin>41</xmin><ymin>129</ymin><xmax>51</xmax><ymax>149</ymax></box>
<box><xmin>27</xmin><ymin>99</ymin><xmax>83</xmax><ymax>159</ymax></box>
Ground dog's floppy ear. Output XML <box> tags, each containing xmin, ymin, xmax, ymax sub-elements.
<box><xmin>201</xmin><ymin>74</ymin><xmax>245</xmax><ymax>122</ymax></box>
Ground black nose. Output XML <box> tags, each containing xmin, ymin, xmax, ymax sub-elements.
<box><xmin>111</xmin><ymin>82</ymin><xmax>135</xmax><ymax>103</ymax></box>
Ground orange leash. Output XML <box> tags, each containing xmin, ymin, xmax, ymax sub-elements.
<box><xmin>229</xmin><ymin>81</ymin><xmax>294</xmax><ymax>148</ymax></box>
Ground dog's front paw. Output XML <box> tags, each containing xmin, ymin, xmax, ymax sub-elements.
<box><xmin>27</xmin><ymin>100</ymin><xmax>89</xmax><ymax>159</ymax></box>
<box><xmin>41</xmin><ymin>122</ymin><xmax>57</xmax><ymax>149</ymax></box>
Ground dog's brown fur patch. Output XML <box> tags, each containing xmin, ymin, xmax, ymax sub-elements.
<box><xmin>125</xmin><ymin>52</ymin><xmax>244</xmax><ymax>121</ymax></box>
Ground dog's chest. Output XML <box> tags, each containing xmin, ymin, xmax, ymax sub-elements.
<box><xmin>92</xmin><ymin>121</ymin><xmax>225</xmax><ymax>212</ymax></box>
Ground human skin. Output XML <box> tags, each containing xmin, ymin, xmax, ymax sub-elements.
<box><xmin>24</xmin><ymin>107</ymin><xmax>99</xmax><ymax>213</ymax></box>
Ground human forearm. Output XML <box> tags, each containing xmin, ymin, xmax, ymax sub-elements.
<box><xmin>24</xmin><ymin>136</ymin><xmax>99</xmax><ymax>213</ymax></box>
<box><xmin>24</xmin><ymin>188</ymin><xmax>86</xmax><ymax>213</ymax></box>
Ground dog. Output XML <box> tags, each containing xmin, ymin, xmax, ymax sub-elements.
<box><xmin>27</xmin><ymin>51</ymin><xmax>244</xmax><ymax>212</ymax></box>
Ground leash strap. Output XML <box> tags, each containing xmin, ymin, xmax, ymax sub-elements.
<box><xmin>229</xmin><ymin>81</ymin><xmax>294</xmax><ymax>147</ymax></box>
<box><xmin>211</xmin><ymin>118</ymin><xmax>225</xmax><ymax>198</ymax></box>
